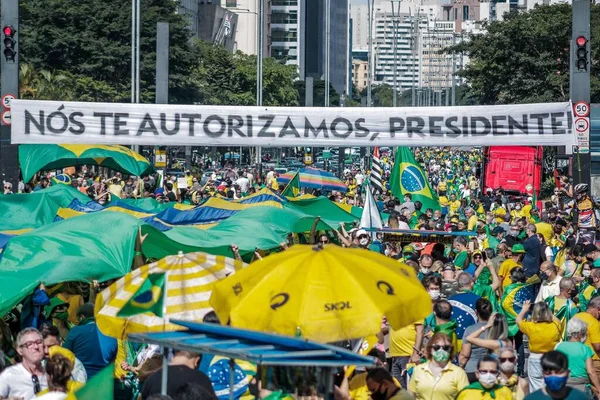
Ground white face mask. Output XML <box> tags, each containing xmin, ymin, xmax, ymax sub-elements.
<box><xmin>420</xmin><ymin>267</ymin><xmax>430</xmax><ymax>275</ymax></box>
<box><xmin>384</xmin><ymin>249</ymin><xmax>391</xmax><ymax>257</ymax></box>
<box><xmin>428</xmin><ymin>290</ymin><xmax>441</xmax><ymax>300</ymax></box>
<box><xmin>500</xmin><ymin>361</ymin><xmax>515</xmax><ymax>373</ymax></box>
<box><xmin>359</xmin><ymin>238</ymin><xmax>369</xmax><ymax>246</ymax></box>
<box><xmin>478</xmin><ymin>372</ymin><xmax>498</xmax><ymax>388</ymax></box>
<box><xmin>583</xmin><ymin>270</ymin><xmax>591</xmax><ymax>278</ymax></box>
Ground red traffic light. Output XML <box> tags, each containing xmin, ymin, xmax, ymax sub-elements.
<box><xmin>576</xmin><ymin>36</ymin><xmax>587</xmax><ymax>47</ymax></box>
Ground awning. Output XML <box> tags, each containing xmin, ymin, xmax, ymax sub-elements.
<box><xmin>128</xmin><ymin>319</ymin><xmax>376</xmax><ymax>367</ymax></box>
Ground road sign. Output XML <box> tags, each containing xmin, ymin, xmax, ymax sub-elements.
<box><xmin>1</xmin><ymin>110</ymin><xmax>11</xmax><ymax>125</ymax></box>
<box><xmin>322</xmin><ymin>150</ymin><xmax>331</xmax><ymax>160</ymax></box>
<box><xmin>575</xmin><ymin>117</ymin><xmax>589</xmax><ymax>132</ymax></box>
<box><xmin>574</xmin><ymin>101</ymin><xmax>590</xmax><ymax>118</ymax></box>
<box><xmin>574</xmin><ymin>116</ymin><xmax>590</xmax><ymax>154</ymax></box>
<box><xmin>155</xmin><ymin>150</ymin><xmax>166</xmax><ymax>167</ymax></box>
<box><xmin>304</xmin><ymin>155</ymin><xmax>313</xmax><ymax>165</ymax></box>
<box><xmin>1</xmin><ymin>93</ymin><xmax>15</xmax><ymax>109</ymax></box>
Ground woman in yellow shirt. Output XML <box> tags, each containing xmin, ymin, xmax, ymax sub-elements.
<box><xmin>516</xmin><ymin>300</ymin><xmax>562</xmax><ymax>393</ymax></box>
<box><xmin>408</xmin><ymin>332</ymin><xmax>469</xmax><ymax>400</ymax></box>
<box><xmin>455</xmin><ymin>356</ymin><xmax>514</xmax><ymax>400</ymax></box>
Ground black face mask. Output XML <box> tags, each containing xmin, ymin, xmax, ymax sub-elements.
<box><xmin>371</xmin><ymin>384</ymin><xmax>387</xmax><ymax>400</ymax></box>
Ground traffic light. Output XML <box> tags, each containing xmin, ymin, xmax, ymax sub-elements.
<box><xmin>304</xmin><ymin>147</ymin><xmax>312</xmax><ymax>165</ymax></box>
<box><xmin>3</xmin><ymin>25</ymin><xmax>16</xmax><ymax>62</ymax></box>
<box><xmin>575</xmin><ymin>35</ymin><xmax>588</xmax><ymax>72</ymax></box>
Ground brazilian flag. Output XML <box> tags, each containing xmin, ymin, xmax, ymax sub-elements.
<box><xmin>281</xmin><ymin>171</ymin><xmax>301</xmax><ymax>197</ymax></box>
<box><xmin>117</xmin><ymin>273</ymin><xmax>166</xmax><ymax>318</ymax></box>
<box><xmin>501</xmin><ymin>282</ymin><xmax>534</xmax><ymax>337</ymax></box>
<box><xmin>390</xmin><ymin>148</ymin><xmax>441</xmax><ymax>210</ymax></box>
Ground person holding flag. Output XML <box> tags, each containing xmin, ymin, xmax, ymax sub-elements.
<box><xmin>390</xmin><ymin>147</ymin><xmax>441</xmax><ymax>212</ymax></box>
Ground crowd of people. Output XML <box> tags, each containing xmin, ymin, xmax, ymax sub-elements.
<box><xmin>1</xmin><ymin>147</ymin><xmax>600</xmax><ymax>400</ymax></box>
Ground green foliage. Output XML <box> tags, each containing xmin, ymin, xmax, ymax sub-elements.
<box><xmin>541</xmin><ymin>176</ymin><xmax>557</xmax><ymax>200</ymax></box>
<box><xmin>449</xmin><ymin>4</ymin><xmax>600</xmax><ymax>104</ymax></box>
<box><xmin>294</xmin><ymin>79</ymin><xmax>339</xmax><ymax>107</ymax></box>
<box><xmin>13</xmin><ymin>0</ymin><xmax>299</xmax><ymax>105</ymax></box>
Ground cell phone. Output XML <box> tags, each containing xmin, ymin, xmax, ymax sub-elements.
<box><xmin>468</xmin><ymin>241</ymin><xmax>475</xmax><ymax>252</ymax></box>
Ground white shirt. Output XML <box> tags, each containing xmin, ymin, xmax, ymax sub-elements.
<box><xmin>235</xmin><ymin>177</ymin><xmax>250</xmax><ymax>193</ymax></box>
<box><xmin>0</xmin><ymin>363</ymin><xmax>48</xmax><ymax>400</ymax></box>
<box><xmin>355</xmin><ymin>173</ymin><xmax>365</xmax><ymax>185</ymax></box>
<box><xmin>535</xmin><ymin>275</ymin><xmax>563</xmax><ymax>303</ymax></box>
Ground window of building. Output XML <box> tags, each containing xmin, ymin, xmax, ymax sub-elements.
<box><xmin>271</xmin><ymin>11</ymin><xmax>297</xmax><ymax>24</ymax></box>
<box><xmin>453</xmin><ymin>8</ymin><xmax>458</xmax><ymax>20</ymax></box>
<box><xmin>271</xmin><ymin>0</ymin><xmax>298</xmax><ymax>5</ymax></box>
<box><xmin>226</xmin><ymin>0</ymin><xmax>237</xmax><ymax>6</ymax></box>
<box><xmin>463</xmin><ymin>5</ymin><xmax>469</xmax><ymax>20</ymax></box>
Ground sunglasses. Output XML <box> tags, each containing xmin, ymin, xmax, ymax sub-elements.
<box><xmin>432</xmin><ymin>344</ymin><xmax>451</xmax><ymax>351</ymax></box>
<box><xmin>500</xmin><ymin>357</ymin><xmax>516</xmax><ymax>363</ymax></box>
<box><xmin>478</xmin><ymin>369</ymin><xmax>498</xmax><ymax>374</ymax></box>
<box><xmin>319</xmin><ymin>240</ymin><xmax>329</xmax><ymax>244</ymax></box>
<box><xmin>32</xmin><ymin>374</ymin><xmax>41</xmax><ymax>394</ymax></box>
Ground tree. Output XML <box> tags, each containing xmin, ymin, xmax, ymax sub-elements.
<box><xmin>448</xmin><ymin>3</ymin><xmax>600</xmax><ymax>104</ymax></box>
<box><xmin>294</xmin><ymin>79</ymin><xmax>339</xmax><ymax>107</ymax></box>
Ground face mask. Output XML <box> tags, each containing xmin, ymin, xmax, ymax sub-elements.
<box><xmin>515</xmin><ymin>205</ymin><xmax>522</xmax><ymax>210</ymax></box>
<box><xmin>583</xmin><ymin>270</ymin><xmax>591</xmax><ymax>278</ymax></box>
<box><xmin>359</xmin><ymin>238</ymin><xmax>369</xmax><ymax>246</ymax></box>
<box><xmin>420</xmin><ymin>267</ymin><xmax>430</xmax><ymax>275</ymax></box>
<box><xmin>478</xmin><ymin>372</ymin><xmax>498</xmax><ymax>389</ymax></box>
<box><xmin>500</xmin><ymin>361</ymin><xmax>515</xmax><ymax>373</ymax></box>
<box><xmin>432</xmin><ymin>348</ymin><xmax>450</xmax><ymax>363</ymax></box>
<box><xmin>384</xmin><ymin>249</ymin><xmax>391</xmax><ymax>257</ymax></box>
<box><xmin>544</xmin><ymin>375</ymin><xmax>568</xmax><ymax>392</ymax></box>
<box><xmin>539</xmin><ymin>271</ymin><xmax>548</xmax><ymax>281</ymax></box>
<box><xmin>509</xmin><ymin>231</ymin><xmax>518</xmax><ymax>237</ymax></box>
<box><xmin>429</xmin><ymin>290</ymin><xmax>441</xmax><ymax>300</ymax></box>
<box><xmin>54</xmin><ymin>311</ymin><xmax>69</xmax><ymax>321</ymax></box>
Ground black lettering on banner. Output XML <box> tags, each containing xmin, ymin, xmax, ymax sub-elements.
<box><xmin>94</xmin><ymin>112</ymin><xmax>113</xmax><ymax>135</ymax></box>
<box><xmin>445</xmin><ymin>117</ymin><xmax>461</xmax><ymax>137</ymax></box>
<box><xmin>114</xmin><ymin>113</ymin><xmax>130</xmax><ymax>135</ymax></box>
<box><xmin>304</xmin><ymin>118</ymin><xmax>329</xmax><ymax>138</ymax></box>
<box><xmin>279</xmin><ymin>117</ymin><xmax>300</xmax><ymax>137</ymax></box>
<box><xmin>227</xmin><ymin>115</ymin><xmax>245</xmax><ymax>137</ymax></box>
<box><xmin>567</xmin><ymin>111</ymin><xmax>573</xmax><ymax>133</ymax></box>
<box><xmin>246</xmin><ymin>115</ymin><xmax>253</xmax><ymax>137</ymax></box>
<box><xmin>491</xmin><ymin>115</ymin><xmax>506</xmax><ymax>134</ymax></box>
<box><xmin>68</xmin><ymin>112</ymin><xmax>85</xmax><ymax>135</ymax></box>
<box><xmin>181</xmin><ymin>113</ymin><xmax>201</xmax><ymax>136</ymax></box>
<box><xmin>258</xmin><ymin>115</ymin><xmax>275</xmax><ymax>137</ymax></box>
<box><xmin>406</xmin><ymin>117</ymin><xmax>425</xmax><ymax>137</ymax></box>
<box><xmin>551</xmin><ymin>112</ymin><xmax>566</xmax><ymax>135</ymax></box>
<box><xmin>389</xmin><ymin>117</ymin><xmax>405</xmax><ymax>138</ymax></box>
<box><xmin>203</xmin><ymin>115</ymin><xmax>226</xmax><ymax>138</ymax></box>
<box><xmin>160</xmin><ymin>113</ymin><xmax>180</xmax><ymax>136</ymax></box>
<box><xmin>136</xmin><ymin>113</ymin><xmax>159</xmax><ymax>135</ymax></box>
<box><xmin>25</xmin><ymin>110</ymin><xmax>45</xmax><ymax>134</ymax></box>
<box><xmin>324</xmin><ymin>302</ymin><xmax>352</xmax><ymax>312</ymax></box>
<box><xmin>462</xmin><ymin>117</ymin><xmax>469</xmax><ymax>135</ymax></box>
<box><xmin>46</xmin><ymin>106</ymin><xmax>69</xmax><ymax>134</ymax></box>
<box><xmin>508</xmin><ymin>115</ymin><xmax>528</xmax><ymax>135</ymax></box>
<box><xmin>355</xmin><ymin>118</ymin><xmax>369</xmax><ymax>137</ymax></box>
<box><xmin>428</xmin><ymin>116</ymin><xmax>444</xmax><ymax>136</ymax></box>
<box><xmin>330</xmin><ymin>117</ymin><xmax>352</xmax><ymax>138</ymax></box>
<box><xmin>530</xmin><ymin>113</ymin><xmax>549</xmax><ymax>134</ymax></box>
<box><xmin>470</xmin><ymin>116</ymin><xmax>491</xmax><ymax>136</ymax></box>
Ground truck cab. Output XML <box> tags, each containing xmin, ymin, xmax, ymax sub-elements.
<box><xmin>483</xmin><ymin>146</ymin><xmax>543</xmax><ymax>198</ymax></box>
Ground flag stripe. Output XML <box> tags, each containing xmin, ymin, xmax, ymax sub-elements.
<box><xmin>370</xmin><ymin>147</ymin><xmax>384</xmax><ymax>194</ymax></box>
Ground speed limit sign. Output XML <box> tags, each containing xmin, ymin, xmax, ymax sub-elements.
<box><xmin>574</xmin><ymin>101</ymin><xmax>590</xmax><ymax>118</ymax></box>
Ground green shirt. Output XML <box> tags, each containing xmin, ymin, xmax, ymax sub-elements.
<box><xmin>454</xmin><ymin>251</ymin><xmax>469</xmax><ymax>269</ymax></box>
<box><xmin>555</xmin><ymin>341</ymin><xmax>594</xmax><ymax>378</ymax></box>
<box><xmin>593</xmin><ymin>258</ymin><xmax>600</xmax><ymax>268</ymax></box>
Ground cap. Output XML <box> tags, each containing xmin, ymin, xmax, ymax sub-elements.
<box><xmin>356</xmin><ymin>229</ymin><xmax>368</xmax><ymax>237</ymax></box>
<box><xmin>583</xmin><ymin>244</ymin><xmax>598</xmax><ymax>256</ymax></box>
<box><xmin>511</xmin><ymin>244</ymin><xmax>526</xmax><ymax>254</ymax></box>
<box><xmin>402</xmin><ymin>244</ymin><xmax>415</xmax><ymax>254</ymax></box>
<box><xmin>443</xmin><ymin>262</ymin><xmax>456</xmax><ymax>271</ymax></box>
<box><xmin>491</xmin><ymin>226</ymin><xmax>505</xmax><ymax>236</ymax></box>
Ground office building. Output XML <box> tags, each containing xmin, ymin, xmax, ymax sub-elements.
<box><xmin>352</xmin><ymin>59</ymin><xmax>369</xmax><ymax>91</ymax></box>
<box><xmin>179</xmin><ymin>1</ymin><xmax>239</xmax><ymax>51</ymax></box>
<box><xmin>271</xmin><ymin>0</ymin><xmax>301</xmax><ymax>64</ymax></box>
<box><xmin>221</xmin><ymin>0</ymin><xmax>271</xmax><ymax>56</ymax></box>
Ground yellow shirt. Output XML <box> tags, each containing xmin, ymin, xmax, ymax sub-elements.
<box><xmin>456</xmin><ymin>386</ymin><xmax>514</xmax><ymax>400</ymax></box>
<box><xmin>498</xmin><ymin>259</ymin><xmax>519</xmax><ymax>288</ymax></box>
<box><xmin>535</xmin><ymin>222</ymin><xmax>553</xmax><ymax>244</ymax></box>
<box><xmin>449</xmin><ymin>201</ymin><xmax>461</xmax><ymax>215</ymax></box>
<box><xmin>467</xmin><ymin>215</ymin><xmax>478</xmax><ymax>231</ymax></box>
<box><xmin>389</xmin><ymin>321</ymin><xmax>423</xmax><ymax>357</ymax></box>
<box><xmin>517</xmin><ymin>321</ymin><xmax>561</xmax><ymax>353</ymax></box>
<box><xmin>574</xmin><ymin>312</ymin><xmax>600</xmax><ymax>360</ymax></box>
<box><xmin>409</xmin><ymin>362</ymin><xmax>469</xmax><ymax>400</ymax></box>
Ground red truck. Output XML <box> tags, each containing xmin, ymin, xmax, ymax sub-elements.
<box><xmin>483</xmin><ymin>146</ymin><xmax>543</xmax><ymax>197</ymax></box>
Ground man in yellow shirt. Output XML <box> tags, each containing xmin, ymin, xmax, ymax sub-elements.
<box><xmin>365</xmin><ymin>368</ymin><xmax>412</xmax><ymax>400</ymax></box>
<box><xmin>448</xmin><ymin>194</ymin><xmax>461</xmax><ymax>216</ymax></box>
<box><xmin>388</xmin><ymin>321</ymin><xmax>424</xmax><ymax>388</ymax></box>
<box><xmin>465</xmin><ymin>207</ymin><xmax>478</xmax><ymax>231</ymax></box>
<box><xmin>574</xmin><ymin>296</ymin><xmax>600</xmax><ymax>377</ymax></box>
<box><xmin>498</xmin><ymin>244</ymin><xmax>524</xmax><ymax>289</ymax></box>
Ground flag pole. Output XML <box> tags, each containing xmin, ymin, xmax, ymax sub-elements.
<box><xmin>160</xmin><ymin>270</ymin><xmax>170</xmax><ymax>395</ymax></box>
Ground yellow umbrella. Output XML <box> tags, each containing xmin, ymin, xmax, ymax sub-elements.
<box><xmin>209</xmin><ymin>244</ymin><xmax>430</xmax><ymax>343</ymax></box>
<box><xmin>96</xmin><ymin>251</ymin><xmax>244</xmax><ymax>339</ymax></box>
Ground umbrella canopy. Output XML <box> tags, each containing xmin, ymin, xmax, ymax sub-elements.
<box><xmin>19</xmin><ymin>144</ymin><xmax>154</xmax><ymax>183</ymax></box>
<box><xmin>209</xmin><ymin>244</ymin><xmax>430</xmax><ymax>343</ymax></box>
<box><xmin>277</xmin><ymin>168</ymin><xmax>347</xmax><ymax>192</ymax></box>
<box><xmin>96</xmin><ymin>251</ymin><xmax>244</xmax><ymax>339</ymax></box>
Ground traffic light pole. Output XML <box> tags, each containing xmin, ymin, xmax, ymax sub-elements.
<box><xmin>0</xmin><ymin>0</ymin><xmax>20</xmax><ymax>188</ymax></box>
<box><xmin>570</xmin><ymin>0</ymin><xmax>591</xmax><ymax>189</ymax></box>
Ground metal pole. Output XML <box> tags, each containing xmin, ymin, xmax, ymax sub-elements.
<box><xmin>131</xmin><ymin>0</ymin><xmax>136</xmax><ymax>102</ymax></box>
<box><xmin>367</xmin><ymin>0</ymin><xmax>374</xmax><ymax>107</ymax></box>
<box><xmin>156</xmin><ymin>22</ymin><xmax>169</xmax><ymax>104</ymax></box>
<box><xmin>256</xmin><ymin>0</ymin><xmax>263</xmax><ymax>169</ymax></box>
<box><xmin>451</xmin><ymin>33</ymin><xmax>456</xmax><ymax>106</ymax></box>
<box><xmin>325</xmin><ymin>0</ymin><xmax>331</xmax><ymax>107</ymax></box>
<box><xmin>135</xmin><ymin>0</ymin><xmax>141</xmax><ymax>103</ymax></box>
<box><xmin>391</xmin><ymin>2</ymin><xmax>398</xmax><ymax>107</ymax></box>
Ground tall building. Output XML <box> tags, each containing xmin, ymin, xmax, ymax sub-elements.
<box><xmin>351</xmin><ymin>4</ymin><xmax>369</xmax><ymax>51</ymax></box>
<box><xmin>352</xmin><ymin>59</ymin><xmax>369</xmax><ymax>91</ymax></box>
<box><xmin>270</xmin><ymin>0</ymin><xmax>301</xmax><ymax>64</ymax></box>
<box><xmin>179</xmin><ymin>1</ymin><xmax>239</xmax><ymax>51</ymax></box>
<box><xmin>221</xmin><ymin>0</ymin><xmax>271</xmax><ymax>56</ymax></box>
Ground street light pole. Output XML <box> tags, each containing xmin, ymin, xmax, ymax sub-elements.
<box><xmin>367</xmin><ymin>0</ymin><xmax>374</xmax><ymax>107</ymax></box>
<box><xmin>256</xmin><ymin>0</ymin><xmax>263</xmax><ymax>168</ymax></box>
<box><xmin>325</xmin><ymin>0</ymin><xmax>331</xmax><ymax>107</ymax></box>
<box><xmin>391</xmin><ymin>1</ymin><xmax>399</xmax><ymax>107</ymax></box>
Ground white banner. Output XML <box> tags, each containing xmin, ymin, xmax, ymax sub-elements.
<box><xmin>11</xmin><ymin>100</ymin><xmax>576</xmax><ymax>147</ymax></box>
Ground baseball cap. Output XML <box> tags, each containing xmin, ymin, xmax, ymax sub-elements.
<box><xmin>402</xmin><ymin>244</ymin><xmax>415</xmax><ymax>254</ymax></box>
<box><xmin>583</xmin><ymin>244</ymin><xmax>598</xmax><ymax>256</ymax></box>
<box><xmin>443</xmin><ymin>262</ymin><xmax>455</xmax><ymax>271</ymax></box>
<box><xmin>356</xmin><ymin>229</ymin><xmax>368</xmax><ymax>237</ymax></box>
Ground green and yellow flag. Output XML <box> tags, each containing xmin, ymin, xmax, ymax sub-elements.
<box><xmin>281</xmin><ymin>171</ymin><xmax>301</xmax><ymax>197</ymax></box>
<box><xmin>117</xmin><ymin>272</ymin><xmax>166</xmax><ymax>318</ymax></box>
<box><xmin>76</xmin><ymin>364</ymin><xmax>114</xmax><ymax>400</ymax></box>
<box><xmin>390</xmin><ymin>147</ymin><xmax>441</xmax><ymax>211</ymax></box>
